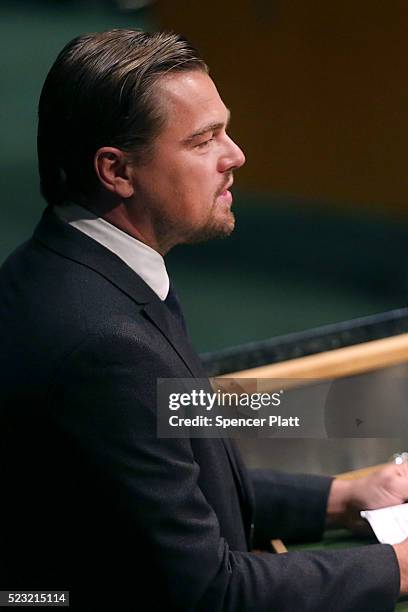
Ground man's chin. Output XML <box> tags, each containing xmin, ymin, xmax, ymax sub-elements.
<box><xmin>184</xmin><ymin>212</ymin><xmax>235</xmax><ymax>244</ymax></box>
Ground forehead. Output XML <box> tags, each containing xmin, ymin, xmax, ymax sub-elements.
<box><xmin>156</xmin><ymin>71</ymin><xmax>229</xmax><ymax>135</ymax></box>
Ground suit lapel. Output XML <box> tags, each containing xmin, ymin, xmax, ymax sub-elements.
<box><xmin>34</xmin><ymin>207</ymin><xmax>154</xmax><ymax>302</ymax></box>
<box><xmin>142</xmin><ymin>300</ymin><xmax>204</xmax><ymax>377</ymax></box>
<box><xmin>34</xmin><ymin>208</ymin><xmax>203</xmax><ymax>376</ymax></box>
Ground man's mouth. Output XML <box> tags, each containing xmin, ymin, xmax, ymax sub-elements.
<box><xmin>217</xmin><ymin>189</ymin><xmax>233</xmax><ymax>205</ymax></box>
<box><xmin>216</xmin><ymin>179</ymin><xmax>234</xmax><ymax>203</ymax></box>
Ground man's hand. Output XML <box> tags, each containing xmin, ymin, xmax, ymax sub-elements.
<box><xmin>328</xmin><ymin>462</ymin><xmax>408</xmax><ymax>596</ymax></box>
<box><xmin>327</xmin><ymin>462</ymin><xmax>408</xmax><ymax>533</ymax></box>
<box><xmin>347</xmin><ymin>461</ymin><xmax>408</xmax><ymax>509</ymax></box>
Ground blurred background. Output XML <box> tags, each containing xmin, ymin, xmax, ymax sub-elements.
<box><xmin>3</xmin><ymin>0</ymin><xmax>408</xmax><ymax>473</ymax></box>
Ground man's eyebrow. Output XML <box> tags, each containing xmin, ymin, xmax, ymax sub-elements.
<box><xmin>182</xmin><ymin>109</ymin><xmax>231</xmax><ymax>144</ymax></box>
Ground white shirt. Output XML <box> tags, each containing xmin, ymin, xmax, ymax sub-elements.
<box><xmin>54</xmin><ymin>202</ymin><xmax>169</xmax><ymax>300</ymax></box>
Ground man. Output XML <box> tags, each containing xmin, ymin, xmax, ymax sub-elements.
<box><xmin>1</xmin><ymin>28</ymin><xmax>408</xmax><ymax>611</ymax></box>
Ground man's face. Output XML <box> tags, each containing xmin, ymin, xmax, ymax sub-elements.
<box><xmin>128</xmin><ymin>70</ymin><xmax>246</xmax><ymax>252</ymax></box>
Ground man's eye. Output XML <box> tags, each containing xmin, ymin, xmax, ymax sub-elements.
<box><xmin>195</xmin><ymin>135</ymin><xmax>214</xmax><ymax>149</ymax></box>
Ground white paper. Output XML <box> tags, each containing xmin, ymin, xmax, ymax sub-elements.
<box><xmin>361</xmin><ymin>503</ymin><xmax>408</xmax><ymax>544</ymax></box>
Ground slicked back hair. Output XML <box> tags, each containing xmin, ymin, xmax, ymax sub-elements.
<box><xmin>37</xmin><ymin>29</ymin><xmax>208</xmax><ymax>206</ymax></box>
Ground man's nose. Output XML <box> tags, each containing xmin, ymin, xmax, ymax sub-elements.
<box><xmin>220</xmin><ymin>135</ymin><xmax>246</xmax><ymax>172</ymax></box>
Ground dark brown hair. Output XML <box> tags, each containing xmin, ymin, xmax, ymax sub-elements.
<box><xmin>37</xmin><ymin>29</ymin><xmax>208</xmax><ymax>206</ymax></box>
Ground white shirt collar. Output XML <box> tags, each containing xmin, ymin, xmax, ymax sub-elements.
<box><xmin>54</xmin><ymin>202</ymin><xmax>169</xmax><ymax>301</ymax></box>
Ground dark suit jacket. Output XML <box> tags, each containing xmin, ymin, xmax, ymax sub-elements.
<box><xmin>0</xmin><ymin>208</ymin><xmax>400</xmax><ymax>611</ymax></box>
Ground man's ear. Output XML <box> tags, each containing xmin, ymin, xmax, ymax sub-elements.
<box><xmin>94</xmin><ymin>147</ymin><xmax>135</xmax><ymax>198</ymax></box>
